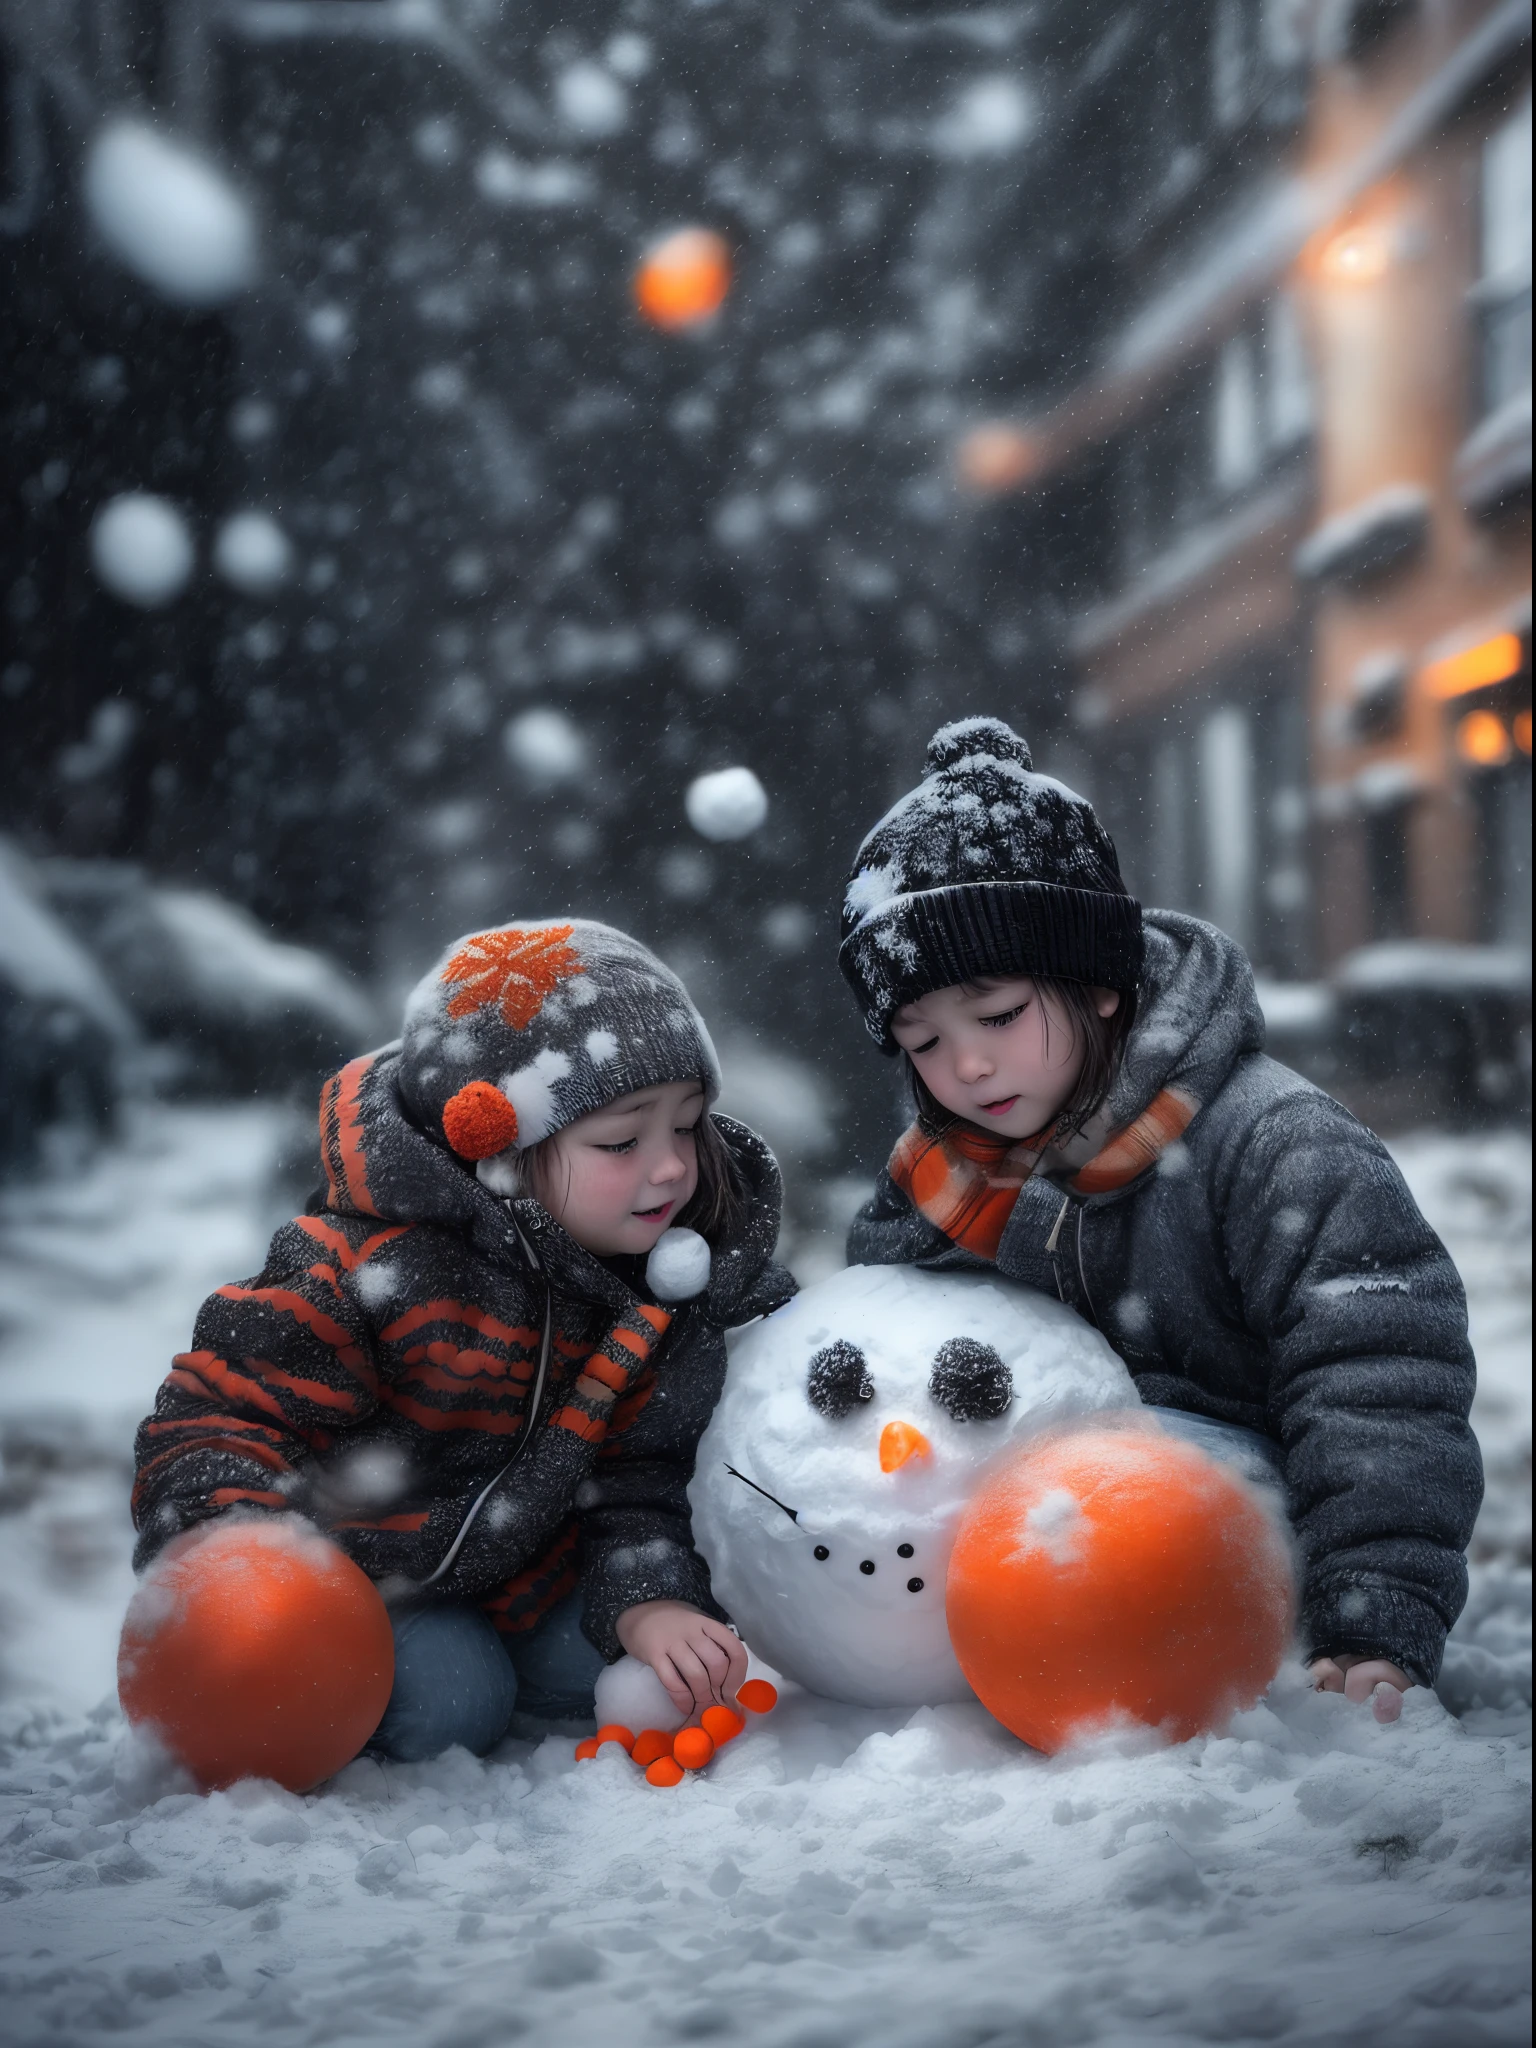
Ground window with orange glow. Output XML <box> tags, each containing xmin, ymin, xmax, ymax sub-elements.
<box><xmin>1456</xmin><ymin>710</ymin><xmax>1514</xmax><ymax>768</ymax></box>
<box><xmin>1423</xmin><ymin>633</ymin><xmax>1525</xmax><ymax>700</ymax></box>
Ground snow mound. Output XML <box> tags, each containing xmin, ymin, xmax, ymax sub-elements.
<box><xmin>83</xmin><ymin>120</ymin><xmax>257</xmax><ymax>307</ymax></box>
<box><xmin>0</xmin><ymin>1116</ymin><xmax>1525</xmax><ymax>2048</ymax></box>
<box><xmin>89</xmin><ymin>494</ymin><xmax>195</xmax><ymax>610</ymax></box>
<box><xmin>685</xmin><ymin>766</ymin><xmax>769</xmax><ymax>842</ymax></box>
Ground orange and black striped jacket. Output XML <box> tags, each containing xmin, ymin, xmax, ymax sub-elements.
<box><xmin>131</xmin><ymin>1049</ymin><xmax>795</xmax><ymax>1657</ymax></box>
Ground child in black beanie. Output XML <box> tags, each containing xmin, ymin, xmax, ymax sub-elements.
<box><xmin>840</xmin><ymin>717</ymin><xmax>1482</xmax><ymax>1718</ymax></box>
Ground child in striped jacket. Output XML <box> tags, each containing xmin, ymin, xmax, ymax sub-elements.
<box><xmin>132</xmin><ymin>919</ymin><xmax>794</xmax><ymax>1760</ymax></box>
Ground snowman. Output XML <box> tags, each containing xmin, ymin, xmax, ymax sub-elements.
<box><xmin>687</xmin><ymin>1264</ymin><xmax>1136</xmax><ymax>1706</ymax></box>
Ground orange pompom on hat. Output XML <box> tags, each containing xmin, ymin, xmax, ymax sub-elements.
<box><xmin>397</xmin><ymin>919</ymin><xmax>723</xmax><ymax>1171</ymax></box>
<box><xmin>441</xmin><ymin>1080</ymin><xmax>520</xmax><ymax>1160</ymax></box>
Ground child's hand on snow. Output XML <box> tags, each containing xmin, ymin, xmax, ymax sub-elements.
<box><xmin>1308</xmin><ymin>1654</ymin><xmax>1412</xmax><ymax>1723</ymax></box>
<box><xmin>614</xmin><ymin>1601</ymin><xmax>749</xmax><ymax>1717</ymax></box>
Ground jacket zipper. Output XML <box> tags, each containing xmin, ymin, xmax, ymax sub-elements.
<box><xmin>1045</xmin><ymin>1195</ymin><xmax>1070</xmax><ymax>1304</ymax></box>
<box><xmin>1074</xmin><ymin>1203</ymin><xmax>1102</xmax><ymax>1330</ymax></box>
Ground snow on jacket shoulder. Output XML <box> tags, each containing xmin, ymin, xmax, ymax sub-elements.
<box><xmin>132</xmin><ymin>1048</ymin><xmax>795</xmax><ymax>1660</ymax></box>
<box><xmin>848</xmin><ymin>911</ymin><xmax>1482</xmax><ymax>1687</ymax></box>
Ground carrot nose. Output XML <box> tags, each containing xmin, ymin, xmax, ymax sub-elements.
<box><xmin>880</xmin><ymin>1421</ymin><xmax>932</xmax><ymax>1473</ymax></box>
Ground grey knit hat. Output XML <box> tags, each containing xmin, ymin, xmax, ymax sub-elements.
<box><xmin>839</xmin><ymin>717</ymin><xmax>1143</xmax><ymax>1048</ymax></box>
<box><xmin>398</xmin><ymin>918</ymin><xmax>720</xmax><ymax>1167</ymax></box>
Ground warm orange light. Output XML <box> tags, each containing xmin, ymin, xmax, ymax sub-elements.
<box><xmin>1318</xmin><ymin>226</ymin><xmax>1393</xmax><ymax>283</ymax></box>
<box><xmin>634</xmin><ymin>228</ymin><xmax>731</xmax><ymax>331</ymax></box>
<box><xmin>1514</xmin><ymin>709</ymin><xmax>1533</xmax><ymax>755</ymax></box>
<box><xmin>1423</xmin><ymin>632</ymin><xmax>1525</xmax><ymax>700</ymax></box>
<box><xmin>956</xmin><ymin>421</ymin><xmax>1040</xmax><ymax>496</ymax></box>
<box><xmin>1456</xmin><ymin>710</ymin><xmax>1513</xmax><ymax>767</ymax></box>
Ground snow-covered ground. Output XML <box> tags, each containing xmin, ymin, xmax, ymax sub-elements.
<box><xmin>0</xmin><ymin>1107</ymin><xmax>1527</xmax><ymax>2047</ymax></box>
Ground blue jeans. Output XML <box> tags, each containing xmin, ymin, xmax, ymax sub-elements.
<box><xmin>1142</xmin><ymin>1405</ymin><xmax>1285</xmax><ymax>1492</ymax></box>
<box><xmin>367</xmin><ymin>1589</ymin><xmax>606</xmax><ymax>1763</ymax></box>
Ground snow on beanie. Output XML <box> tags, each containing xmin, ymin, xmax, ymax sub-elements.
<box><xmin>398</xmin><ymin>919</ymin><xmax>721</xmax><ymax>1171</ymax></box>
<box><xmin>839</xmin><ymin>717</ymin><xmax>1143</xmax><ymax>1049</ymax></box>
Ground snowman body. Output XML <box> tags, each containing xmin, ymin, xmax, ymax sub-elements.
<box><xmin>689</xmin><ymin>1264</ymin><xmax>1135</xmax><ymax>1706</ymax></box>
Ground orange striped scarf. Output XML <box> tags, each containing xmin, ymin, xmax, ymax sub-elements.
<box><xmin>889</xmin><ymin>1088</ymin><xmax>1196</xmax><ymax>1261</ymax></box>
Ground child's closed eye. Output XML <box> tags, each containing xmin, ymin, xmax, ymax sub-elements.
<box><xmin>907</xmin><ymin>1033</ymin><xmax>941</xmax><ymax>1056</ymax></box>
<box><xmin>979</xmin><ymin>1004</ymin><xmax>1027</xmax><ymax>1028</ymax></box>
<box><xmin>595</xmin><ymin>1138</ymin><xmax>638</xmax><ymax>1154</ymax></box>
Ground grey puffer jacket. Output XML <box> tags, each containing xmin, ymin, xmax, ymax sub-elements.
<box><xmin>848</xmin><ymin>911</ymin><xmax>1482</xmax><ymax>1686</ymax></box>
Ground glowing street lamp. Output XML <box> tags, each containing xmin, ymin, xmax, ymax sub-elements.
<box><xmin>1317</xmin><ymin>224</ymin><xmax>1394</xmax><ymax>284</ymax></box>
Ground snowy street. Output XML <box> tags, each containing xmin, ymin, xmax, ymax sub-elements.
<box><xmin>0</xmin><ymin>1108</ymin><xmax>1527</xmax><ymax>2048</ymax></box>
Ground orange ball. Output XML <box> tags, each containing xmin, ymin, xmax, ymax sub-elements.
<box><xmin>735</xmin><ymin>1679</ymin><xmax>778</xmax><ymax>1715</ymax></box>
<box><xmin>630</xmin><ymin>1729</ymin><xmax>673</xmax><ymax>1767</ymax></box>
<box><xmin>946</xmin><ymin>1428</ymin><xmax>1294</xmax><ymax>1753</ymax></box>
<box><xmin>699</xmin><ymin>1705</ymin><xmax>744</xmax><ymax>1746</ymax></box>
<box><xmin>634</xmin><ymin>228</ymin><xmax>731</xmax><ymax>331</ymax></box>
<box><xmin>118</xmin><ymin>1520</ymin><xmax>395</xmax><ymax>1793</ymax></box>
<box><xmin>594</xmin><ymin>1724</ymin><xmax>635</xmax><ymax>1753</ymax></box>
<box><xmin>574</xmin><ymin>1736</ymin><xmax>602</xmax><ymax>1761</ymax></box>
<box><xmin>645</xmin><ymin>1756</ymin><xmax>685</xmax><ymax>1787</ymax></box>
<box><xmin>671</xmin><ymin>1726</ymin><xmax>716</xmax><ymax>1770</ymax></box>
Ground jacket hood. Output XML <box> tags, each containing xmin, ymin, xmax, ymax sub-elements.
<box><xmin>315</xmin><ymin>1044</ymin><xmax>783</xmax><ymax>1319</ymax></box>
<box><xmin>1114</xmin><ymin>911</ymin><xmax>1265</xmax><ymax>1116</ymax></box>
<box><xmin>1039</xmin><ymin>910</ymin><xmax>1265</xmax><ymax>1186</ymax></box>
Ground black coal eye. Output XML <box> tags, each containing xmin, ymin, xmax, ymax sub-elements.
<box><xmin>859</xmin><ymin>1559</ymin><xmax>875</xmax><ymax>1575</ymax></box>
<box><xmin>813</xmin><ymin>1545</ymin><xmax>829</xmax><ymax>1561</ymax></box>
<box><xmin>928</xmin><ymin>1338</ymin><xmax>1013</xmax><ymax>1421</ymax></box>
<box><xmin>807</xmin><ymin>1340</ymin><xmax>874</xmax><ymax>1419</ymax></box>
<box><xmin>897</xmin><ymin>1543</ymin><xmax>914</xmax><ymax>1559</ymax></box>
<box><xmin>906</xmin><ymin>1577</ymin><xmax>924</xmax><ymax>1592</ymax></box>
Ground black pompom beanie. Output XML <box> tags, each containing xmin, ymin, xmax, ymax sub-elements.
<box><xmin>838</xmin><ymin>717</ymin><xmax>1143</xmax><ymax>1048</ymax></box>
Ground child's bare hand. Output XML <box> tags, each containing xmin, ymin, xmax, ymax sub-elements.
<box><xmin>1308</xmin><ymin>1654</ymin><xmax>1412</xmax><ymax>1722</ymax></box>
<box><xmin>614</xmin><ymin>1601</ymin><xmax>749</xmax><ymax>1717</ymax></box>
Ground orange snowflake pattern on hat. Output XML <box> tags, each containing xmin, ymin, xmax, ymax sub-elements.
<box><xmin>440</xmin><ymin>923</ymin><xmax>582</xmax><ymax>1029</ymax></box>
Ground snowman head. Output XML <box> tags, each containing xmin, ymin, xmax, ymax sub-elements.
<box><xmin>689</xmin><ymin>1263</ymin><xmax>1134</xmax><ymax>1706</ymax></box>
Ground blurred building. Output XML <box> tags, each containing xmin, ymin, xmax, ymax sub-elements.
<box><xmin>1007</xmin><ymin>0</ymin><xmax>1530</xmax><ymax>991</ymax></box>
<box><xmin>4</xmin><ymin>0</ymin><xmax>1529</xmax><ymax>1162</ymax></box>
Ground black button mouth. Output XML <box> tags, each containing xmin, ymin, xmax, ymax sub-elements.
<box><xmin>859</xmin><ymin>1559</ymin><xmax>876</xmax><ymax>1575</ymax></box>
<box><xmin>897</xmin><ymin>1542</ymin><xmax>914</xmax><ymax>1558</ymax></box>
<box><xmin>813</xmin><ymin>1544</ymin><xmax>830</xmax><ymax>1561</ymax></box>
<box><xmin>906</xmin><ymin>1577</ymin><xmax>924</xmax><ymax>1593</ymax></box>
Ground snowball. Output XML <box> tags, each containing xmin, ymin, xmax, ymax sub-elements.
<box><xmin>646</xmin><ymin>1227</ymin><xmax>711</xmax><ymax>1303</ymax></box>
<box><xmin>555</xmin><ymin>61</ymin><xmax>629</xmax><ymax>137</ymax></box>
<box><xmin>604</xmin><ymin>32</ymin><xmax>652</xmax><ymax>78</ymax></box>
<box><xmin>212</xmin><ymin>511</ymin><xmax>292</xmax><ymax>597</ymax></box>
<box><xmin>593</xmin><ymin>1653</ymin><xmax>688</xmax><ymax>1734</ymax></box>
<box><xmin>83</xmin><ymin>119</ymin><xmax>257</xmax><ymax>307</ymax></box>
<box><xmin>933</xmin><ymin>76</ymin><xmax>1036</xmax><ymax>160</ymax></box>
<box><xmin>89</xmin><ymin>493</ymin><xmax>195</xmax><ymax>609</ymax></box>
<box><xmin>504</xmin><ymin>709</ymin><xmax>587</xmax><ymax>787</ymax></box>
<box><xmin>685</xmin><ymin>766</ymin><xmax>768</xmax><ymax>842</ymax></box>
